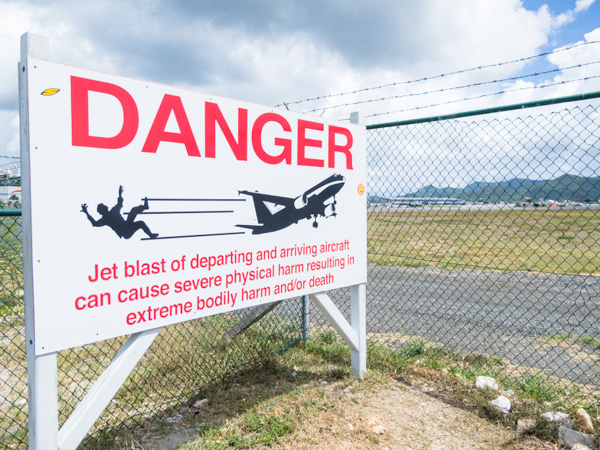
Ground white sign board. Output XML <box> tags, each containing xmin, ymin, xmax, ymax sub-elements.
<box><xmin>25</xmin><ymin>58</ymin><xmax>366</xmax><ymax>355</ymax></box>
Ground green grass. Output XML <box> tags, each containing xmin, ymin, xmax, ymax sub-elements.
<box><xmin>0</xmin><ymin>217</ymin><xmax>23</xmax><ymax>326</ymax></box>
<box><xmin>199</xmin><ymin>408</ymin><xmax>294</xmax><ymax>449</ymax></box>
<box><xmin>557</xmin><ymin>235</ymin><xmax>575</xmax><ymax>240</ymax></box>
<box><xmin>368</xmin><ymin>208</ymin><xmax>600</xmax><ymax>274</ymax></box>
<box><xmin>1</xmin><ymin>312</ymin><xmax>304</xmax><ymax>450</ymax></box>
<box><xmin>512</xmin><ymin>374</ymin><xmax>567</xmax><ymax>404</ymax></box>
<box><xmin>547</xmin><ymin>333</ymin><xmax>600</xmax><ymax>358</ymax></box>
<box><xmin>173</xmin><ymin>332</ymin><xmax>600</xmax><ymax>448</ymax></box>
<box><xmin>580</xmin><ymin>336</ymin><xmax>600</xmax><ymax>350</ymax></box>
<box><xmin>556</xmin><ymin>333</ymin><xmax>600</xmax><ymax>369</ymax></box>
<box><xmin>363</xmin><ymin>333</ymin><xmax>597</xmax><ymax>412</ymax></box>
<box><xmin>3</xmin><ymin>321</ymin><xmax>599</xmax><ymax>449</ymax></box>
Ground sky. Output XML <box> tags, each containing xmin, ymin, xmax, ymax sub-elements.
<box><xmin>1</xmin><ymin>0</ymin><xmax>600</xmax><ymax>175</ymax></box>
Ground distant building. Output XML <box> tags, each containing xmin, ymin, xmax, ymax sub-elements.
<box><xmin>0</xmin><ymin>176</ymin><xmax>21</xmax><ymax>206</ymax></box>
<box><xmin>380</xmin><ymin>196</ymin><xmax>468</xmax><ymax>206</ymax></box>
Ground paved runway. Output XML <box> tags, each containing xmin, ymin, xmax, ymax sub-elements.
<box><xmin>323</xmin><ymin>265</ymin><xmax>600</xmax><ymax>387</ymax></box>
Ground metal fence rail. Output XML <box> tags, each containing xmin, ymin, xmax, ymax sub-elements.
<box><xmin>322</xmin><ymin>101</ymin><xmax>600</xmax><ymax>410</ymax></box>
<box><xmin>0</xmin><ymin>211</ymin><xmax>303</xmax><ymax>448</ymax></box>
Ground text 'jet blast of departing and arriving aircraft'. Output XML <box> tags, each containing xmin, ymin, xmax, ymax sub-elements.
<box><xmin>237</xmin><ymin>174</ymin><xmax>345</xmax><ymax>234</ymax></box>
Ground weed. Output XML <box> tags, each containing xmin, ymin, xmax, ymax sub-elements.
<box><xmin>557</xmin><ymin>235</ymin><xmax>575</xmax><ymax>240</ymax></box>
<box><xmin>513</xmin><ymin>374</ymin><xmax>563</xmax><ymax>403</ymax></box>
<box><xmin>303</xmin><ymin>332</ymin><xmax>350</xmax><ymax>364</ymax></box>
<box><xmin>580</xmin><ymin>336</ymin><xmax>600</xmax><ymax>350</ymax></box>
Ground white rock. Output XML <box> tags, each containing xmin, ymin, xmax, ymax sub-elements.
<box><xmin>193</xmin><ymin>398</ymin><xmax>209</xmax><ymax>409</ymax></box>
<box><xmin>575</xmin><ymin>408</ymin><xmax>594</xmax><ymax>433</ymax></box>
<box><xmin>166</xmin><ymin>414</ymin><xmax>183</xmax><ymax>423</ymax></box>
<box><xmin>490</xmin><ymin>395</ymin><xmax>511</xmax><ymax>414</ymax></box>
<box><xmin>517</xmin><ymin>419</ymin><xmax>536</xmax><ymax>433</ymax></box>
<box><xmin>372</xmin><ymin>425</ymin><xmax>387</xmax><ymax>435</ymax></box>
<box><xmin>365</xmin><ymin>417</ymin><xmax>387</xmax><ymax>435</ymax></box>
<box><xmin>542</xmin><ymin>412</ymin><xmax>571</xmax><ymax>423</ymax></box>
<box><xmin>366</xmin><ymin>417</ymin><xmax>381</xmax><ymax>428</ymax></box>
<box><xmin>558</xmin><ymin>425</ymin><xmax>596</xmax><ymax>448</ymax></box>
<box><xmin>476</xmin><ymin>376</ymin><xmax>499</xmax><ymax>391</ymax></box>
<box><xmin>571</xmin><ymin>443</ymin><xmax>592</xmax><ymax>450</ymax></box>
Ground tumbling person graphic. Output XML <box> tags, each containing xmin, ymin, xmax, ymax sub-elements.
<box><xmin>81</xmin><ymin>185</ymin><xmax>159</xmax><ymax>239</ymax></box>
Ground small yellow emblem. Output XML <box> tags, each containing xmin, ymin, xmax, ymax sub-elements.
<box><xmin>41</xmin><ymin>88</ymin><xmax>60</xmax><ymax>96</ymax></box>
<box><xmin>358</xmin><ymin>184</ymin><xmax>365</xmax><ymax>195</ymax></box>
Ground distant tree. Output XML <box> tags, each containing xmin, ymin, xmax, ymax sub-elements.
<box><xmin>7</xmin><ymin>195</ymin><xmax>21</xmax><ymax>209</ymax></box>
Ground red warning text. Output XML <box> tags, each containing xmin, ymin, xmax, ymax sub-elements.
<box><xmin>71</xmin><ymin>76</ymin><xmax>354</xmax><ymax>170</ymax></box>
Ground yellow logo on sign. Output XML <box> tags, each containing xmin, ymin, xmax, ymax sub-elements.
<box><xmin>358</xmin><ymin>184</ymin><xmax>365</xmax><ymax>195</ymax></box>
<box><xmin>41</xmin><ymin>88</ymin><xmax>60</xmax><ymax>96</ymax></box>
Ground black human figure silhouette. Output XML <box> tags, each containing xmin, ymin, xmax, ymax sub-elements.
<box><xmin>81</xmin><ymin>186</ymin><xmax>158</xmax><ymax>239</ymax></box>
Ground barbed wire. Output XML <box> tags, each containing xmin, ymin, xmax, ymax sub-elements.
<box><xmin>364</xmin><ymin>73</ymin><xmax>600</xmax><ymax>119</ymax></box>
<box><xmin>304</xmin><ymin>61</ymin><xmax>600</xmax><ymax>113</ymax></box>
<box><xmin>0</xmin><ymin>164</ymin><xmax>20</xmax><ymax>172</ymax></box>
<box><xmin>276</xmin><ymin>39</ymin><xmax>600</xmax><ymax>109</ymax></box>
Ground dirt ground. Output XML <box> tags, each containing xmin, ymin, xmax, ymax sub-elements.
<box><xmin>150</xmin><ymin>380</ymin><xmax>562</xmax><ymax>450</ymax></box>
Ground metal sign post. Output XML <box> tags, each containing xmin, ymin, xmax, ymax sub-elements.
<box><xmin>20</xmin><ymin>32</ymin><xmax>59</xmax><ymax>450</ymax></box>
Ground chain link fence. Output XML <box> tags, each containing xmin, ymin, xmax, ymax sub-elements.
<box><xmin>321</xmin><ymin>101</ymin><xmax>600</xmax><ymax>410</ymax></box>
<box><xmin>0</xmin><ymin>210</ymin><xmax>304</xmax><ymax>448</ymax></box>
<box><xmin>0</xmin><ymin>213</ymin><xmax>26</xmax><ymax>447</ymax></box>
<box><xmin>2</xmin><ymin>99</ymin><xmax>600</xmax><ymax>448</ymax></box>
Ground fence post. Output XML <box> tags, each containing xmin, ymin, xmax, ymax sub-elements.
<box><xmin>350</xmin><ymin>111</ymin><xmax>365</xmax><ymax>127</ymax></box>
<box><xmin>302</xmin><ymin>295</ymin><xmax>309</xmax><ymax>341</ymax></box>
<box><xmin>350</xmin><ymin>111</ymin><xmax>366</xmax><ymax>377</ymax></box>
<box><xmin>20</xmin><ymin>32</ymin><xmax>59</xmax><ymax>450</ymax></box>
<box><xmin>350</xmin><ymin>284</ymin><xmax>367</xmax><ymax>377</ymax></box>
<box><xmin>309</xmin><ymin>289</ymin><xmax>366</xmax><ymax>378</ymax></box>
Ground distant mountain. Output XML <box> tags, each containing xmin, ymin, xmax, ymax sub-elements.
<box><xmin>404</xmin><ymin>175</ymin><xmax>600</xmax><ymax>203</ymax></box>
<box><xmin>462</xmin><ymin>178</ymin><xmax>542</xmax><ymax>192</ymax></box>
<box><xmin>407</xmin><ymin>185</ymin><xmax>462</xmax><ymax>198</ymax></box>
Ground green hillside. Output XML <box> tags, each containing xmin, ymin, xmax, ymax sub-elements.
<box><xmin>406</xmin><ymin>174</ymin><xmax>600</xmax><ymax>203</ymax></box>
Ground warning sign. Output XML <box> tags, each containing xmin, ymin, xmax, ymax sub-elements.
<box><xmin>23</xmin><ymin>58</ymin><xmax>367</xmax><ymax>354</ymax></box>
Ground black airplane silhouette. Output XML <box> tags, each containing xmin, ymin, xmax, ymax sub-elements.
<box><xmin>237</xmin><ymin>174</ymin><xmax>345</xmax><ymax>234</ymax></box>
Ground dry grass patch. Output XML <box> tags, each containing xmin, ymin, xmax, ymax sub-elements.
<box><xmin>0</xmin><ymin>312</ymin><xmax>303</xmax><ymax>449</ymax></box>
<box><xmin>368</xmin><ymin>208</ymin><xmax>600</xmax><ymax>274</ymax></box>
<box><xmin>105</xmin><ymin>333</ymin><xmax>586</xmax><ymax>450</ymax></box>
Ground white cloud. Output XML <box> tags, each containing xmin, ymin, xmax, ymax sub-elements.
<box><xmin>0</xmin><ymin>110</ymin><xmax>19</xmax><ymax>157</ymax></box>
<box><xmin>552</xmin><ymin>0</ymin><xmax>596</xmax><ymax>30</ymax></box>
<box><xmin>540</xmin><ymin>27</ymin><xmax>600</xmax><ymax>97</ymax></box>
<box><xmin>575</xmin><ymin>0</ymin><xmax>596</xmax><ymax>13</ymax></box>
<box><xmin>1</xmin><ymin>0</ymin><xmax>599</xmax><ymax>156</ymax></box>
